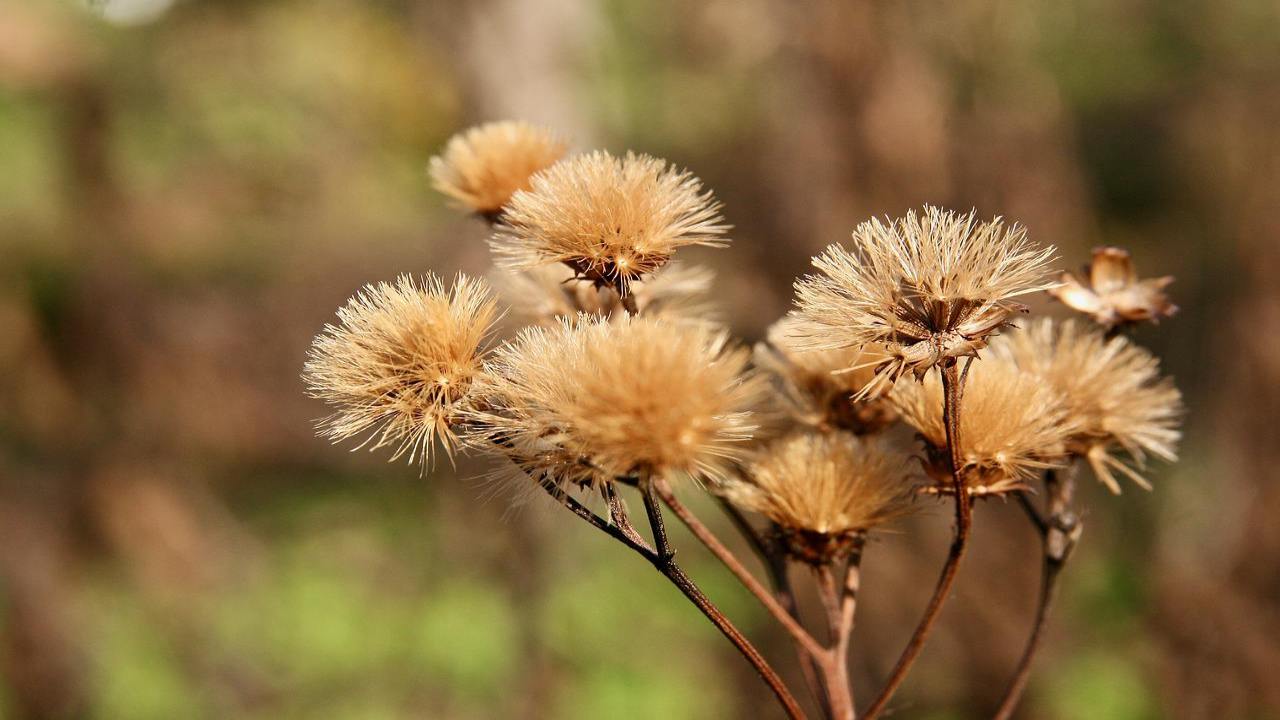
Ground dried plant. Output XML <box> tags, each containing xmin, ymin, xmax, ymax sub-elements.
<box><xmin>988</xmin><ymin>318</ymin><xmax>1183</xmax><ymax>493</ymax></box>
<box><xmin>793</xmin><ymin>206</ymin><xmax>1058</xmax><ymax>389</ymax></box>
<box><xmin>490</xmin><ymin>150</ymin><xmax>729</xmax><ymax>298</ymax></box>
<box><xmin>891</xmin><ymin>355</ymin><xmax>1083</xmax><ymax>496</ymax></box>
<box><xmin>1049</xmin><ymin>246</ymin><xmax>1177</xmax><ymax>329</ymax></box>
<box><xmin>490</xmin><ymin>261</ymin><xmax>717</xmax><ymax>326</ymax></box>
<box><xmin>722</xmin><ymin>432</ymin><xmax>914</xmax><ymax>563</ymax></box>
<box><xmin>303</xmin><ymin>121</ymin><xmax>1188</xmax><ymax>720</ymax></box>
<box><xmin>470</xmin><ymin>315</ymin><xmax>764</xmax><ymax>487</ymax></box>
<box><xmin>429</xmin><ymin>120</ymin><xmax>567</xmax><ymax>221</ymax></box>
<box><xmin>304</xmin><ymin>273</ymin><xmax>498</xmax><ymax>466</ymax></box>
<box><xmin>754</xmin><ymin>317</ymin><xmax>898</xmax><ymax>434</ymax></box>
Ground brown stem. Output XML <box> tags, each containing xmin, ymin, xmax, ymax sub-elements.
<box><xmin>994</xmin><ymin>470</ymin><xmax>1081</xmax><ymax>720</ymax></box>
<box><xmin>638</xmin><ymin>478</ymin><xmax>808</xmax><ymax>720</ymax></box>
<box><xmin>862</xmin><ymin>361</ymin><xmax>973</xmax><ymax>719</ymax></box>
<box><xmin>717</xmin><ymin>499</ymin><xmax>832</xmax><ymax>717</ymax></box>
<box><xmin>656</xmin><ymin>479</ymin><xmax>827</xmax><ymax>660</ymax></box>
<box><xmin>814</xmin><ymin>558</ymin><xmax>857</xmax><ymax>720</ymax></box>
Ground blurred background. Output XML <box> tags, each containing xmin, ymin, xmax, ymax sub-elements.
<box><xmin>1</xmin><ymin>0</ymin><xmax>1277</xmax><ymax>718</ymax></box>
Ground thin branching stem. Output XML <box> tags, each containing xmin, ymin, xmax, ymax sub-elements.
<box><xmin>862</xmin><ymin>361</ymin><xmax>973</xmax><ymax>719</ymax></box>
<box><xmin>716</xmin><ymin>498</ymin><xmax>832</xmax><ymax>717</ymax></box>
<box><xmin>994</xmin><ymin>468</ymin><xmax>1081</xmax><ymax>720</ymax></box>
<box><xmin>638</xmin><ymin>476</ymin><xmax>808</xmax><ymax>720</ymax></box>
<box><xmin>531</xmin><ymin>472</ymin><xmax>807</xmax><ymax>718</ymax></box>
<box><xmin>655</xmin><ymin>479</ymin><xmax>827</xmax><ymax>660</ymax></box>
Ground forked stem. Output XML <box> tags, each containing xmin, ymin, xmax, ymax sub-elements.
<box><xmin>638</xmin><ymin>477</ymin><xmax>807</xmax><ymax>720</ymax></box>
<box><xmin>862</xmin><ymin>361</ymin><xmax>973</xmax><ymax>719</ymax></box>
<box><xmin>532</xmin><ymin>472</ymin><xmax>806</xmax><ymax>718</ymax></box>
<box><xmin>718</xmin><ymin>498</ymin><xmax>832</xmax><ymax>716</ymax></box>
<box><xmin>654</xmin><ymin>478</ymin><xmax>827</xmax><ymax>661</ymax></box>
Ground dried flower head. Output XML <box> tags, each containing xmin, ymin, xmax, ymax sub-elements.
<box><xmin>721</xmin><ymin>432</ymin><xmax>914</xmax><ymax>563</ymax></box>
<box><xmin>429</xmin><ymin>121</ymin><xmax>568</xmax><ymax>219</ymax></box>
<box><xmin>491</xmin><ymin>262</ymin><xmax>717</xmax><ymax>327</ymax></box>
<box><xmin>890</xmin><ymin>359</ymin><xmax>1083</xmax><ymax>497</ymax></box>
<box><xmin>754</xmin><ymin>317</ymin><xmax>898</xmax><ymax>434</ymax></box>
<box><xmin>988</xmin><ymin>319</ymin><xmax>1183</xmax><ymax>492</ymax></box>
<box><xmin>490</xmin><ymin>150</ymin><xmax>729</xmax><ymax>295</ymax></box>
<box><xmin>304</xmin><ymin>274</ymin><xmax>499</xmax><ymax>466</ymax></box>
<box><xmin>793</xmin><ymin>206</ymin><xmax>1057</xmax><ymax>394</ymax></box>
<box><xmin>1049</xmin><ymin>247</ymin><xmax>1177</xmax><ymax>328</ymax></box>
<box><xmin>471</xmin><ymin>315</ymin><xmax>763</xmax><ymax>486</ymax></box>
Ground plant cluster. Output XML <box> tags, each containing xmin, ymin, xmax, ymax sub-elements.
<box><xmin>304</xmin><ymin>120</ymin><xmax>1183</xmax><ymax>719</ymax></box>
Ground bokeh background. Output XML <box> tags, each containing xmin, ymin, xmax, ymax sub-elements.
<box><xmin>2</xmin><ymin>0</ymin><xmax>1278</xmax><ymax>718</ymax></box>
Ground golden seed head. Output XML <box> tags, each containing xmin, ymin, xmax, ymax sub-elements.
<box><xmin>490</xmin><ymin>262</ymin><xmax>718</xmax><ymax>327</ymax></box>
<box><xmin>754</xmin><ymin>317</ymin><xmax>898</xmax><ymax>434</ymax></box>
<box><xmin>470</xmin><ymin>315</ymin><xmax>763</xmax><ymax>485</ymax></box>
<box><xmin>490</xmin><ymin>150</ymin><xmax>729</xmax><ymax>294</ymax></box>
<box><xmin>793</xmin><ymin>206</ymin><xmax>1057</xmax><ymax>394</ymax></box>
<box><xmin>988</xmin><ymin>318</ymin><xmax>1183</xmax><ymax>492</ymax></box>
<box><xmin>1049</xmin><ymin>246</ymin><xmax>1177</xmax><ymax>329</ymax></box>
<box><xmin>429</xmin><ymin>121</ymin><xmax>567</xmax><ymax>217</ymax></box>
<box><xmin>890</xmin><ymin>357</ymin><xmax>1083</xmax><ymax>496</ymax></box>
<box><xmin>721</xmin><ymin>432</ymin><xmax>914</xmax><ymax>562</ymax></box>
<box><xmin>304</xmin><ymin>274</ymin><xmax>499</xmax><ymax>466</ymax></box>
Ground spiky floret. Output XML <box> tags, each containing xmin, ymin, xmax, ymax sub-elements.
<box><xmin>470</xmin><ymin>315</ymin><xmax>764</xmax><ymax>486</ymax></box>
<box><xmin>754</xmin><ymin>317</ymin><xmax>898</xmax><ymax>434</ymax></box>
<box><xmin>793</xmin><ymin>206</ymin><xmax>1057</xmax><ymax>395</ymax></box>
<box><xmin>490</xmin><ymin>150</ymin><xmax>729</xmax><ymax>294</ymax></box>
<box><xmin>490</xmin><ymin>262</ymin><xmax>717</xmax><ymax>327</ymax></box>
<box><xmin>721</xmin><ymin>431</ymin><xmax>914</xmax><ymax>563</ymax></box>
<box><xmin>429</xmin><ymin>121</ymin><xmax>567</xmax><ymax>218</ymax></box>
<box><xmin>890</xmin><ymin>357</ymin><xmax>1083</xmax><ymax>496</ymax></box>
<box><xmin>1049</xmin><ymin>246</ymin><xmax>1177</xmax><ymax>329</ymax></box>
<box><xmin>304</xmin><ymin>274</ymin><xmax>499</xmax><ymax>466</ymax></box>
<box><xmin>988</xmin><ymin>319</ymin><xmax>1183</xmax><ymax>493</ymax></box>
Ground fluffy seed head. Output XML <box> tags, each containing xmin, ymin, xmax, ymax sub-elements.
<box><xmin>429</xmin><ymin>121</ymin><xmax>567</xmax><ymax>217</ymax></box>
<box><xmin>490</xmin><ymin>262</ymin><xmax>717</xmax><ymax>327</ymax></box>
<box><xmin>722</xmin><ymin>432</ymin><xmax>914</xmax><ymax>563</ymax></box>
<box><xmin>1049</xmin><ymin>246</ymin><xmax>1177</xmax><ymax>328</ymax></box>
<box><xmin>304</xmin><ymin>274</ymin><xmax>499</xmax><ymax>466</ymax></box>
<box><xmin>754</xmin><ymin>317</ymin><xmax>898</xmax><ymax>434</ymax></box>
<box><xmin>891</xmin><ymin>358</ymin><xmax>1083</xmax><ymax>496</ymax></box>
<box><xmin>988</xmin><ymin>318</ymin><xmax>1183</xmax><ymax>492</ymax></box>
<box><xmin>490</xmin><ymin>150</ymin><xmax>729</xmax><ymax>294</ymax></box>
<box><xmin>793</xmin><ymin>206</ymin><xmax>1057</xmax><ymax>394</ymax></box>
<box><xmin>471</xmin><ymin>315</ymin><xmax>763</xmax><ymax>486</ymax></box>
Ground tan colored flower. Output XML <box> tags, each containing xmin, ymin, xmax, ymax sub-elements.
<box><xmin>988</xmin><ymin>319</ymin><xmax>1183</xmax><ymax>492</ymax></box>
<box><xmin>793</xmin><ymin>206</ymin><xmax>1057</xmax><ymax>394</ymax></box>
<box><xmin>429</xmin><ymin>121</ymin><xmax>567</xmax><ymax>219</ymax></box>
<box><xmin>721</xmin><ymin>432</ymin><xmax>915</xmax><ymax>563</ymax></box>
<box><xmin>1049</xmin><ymin>246</ymin><xmax>1176</xmax><ymax>328</ymax></box>
<box><xmin>754</xmin><ymin>317</ymin><xmax>898</xmax><ymax>434</ymax></box>
<box><xmin>890</xmin><ymin>358</ymin><xmax>1083</xmax><ymax>497</ymax></box>
<box><xmin>471</xmin><ymin>315</ymin><xmax>763</xmax><ymax>486</ymax></box>
<box><xmin>490</xmin><ymin>150</ymin><xmax>729</xmax><ymax>295</ymax></box>
<box><xmin>490</xmin><ymin>262</ymin><xmax>717</xmax><ymax>327</ymax></box>
<box><xmin>304</xmin><ymin>274</ymin><xmax>499</xmax><ymax>466</ymax></box>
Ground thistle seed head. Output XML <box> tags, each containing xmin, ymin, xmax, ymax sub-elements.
<box><xmin>721</xmin><ymin>431</ymin><xmax>915</xmax><ymax>563</ymax></box>
<box><xmin>429</xmin><ymin>121</ymin><xmax>567</xmax><ymax>219</ymax></box>
<box><xmin>470</xmin><ymin>315</ymin><xmax>763</xmax><ymax>486</ymax></box>
<box><xmin>304</xmin><ymin>274</ymin><xmax>499</xmax><ymax>467</ymax></box>
<box><xmin>989</xmin><ymin>318</ymin><xmax>1183</xmax><ymax>492</ymax></box>
<box><xmin>891</xmin><ymin>357</ymin><xmax>1083</xmax><ymax>496</ymax></box>
<box><xmin>490</xmin><ymin>150</ymin><xmax>729</xmax><ymax>295</ymax></box>
<box><xmin>793</xmin><ymin>206</ymin><xmax>1057</xmax><ymax>394</ymax></box>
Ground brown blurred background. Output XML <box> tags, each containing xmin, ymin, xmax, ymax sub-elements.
<box><xmin>1</xmin><ymin>0</ymin><xmax>1277</xmax><ymax>718</ymax></box>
